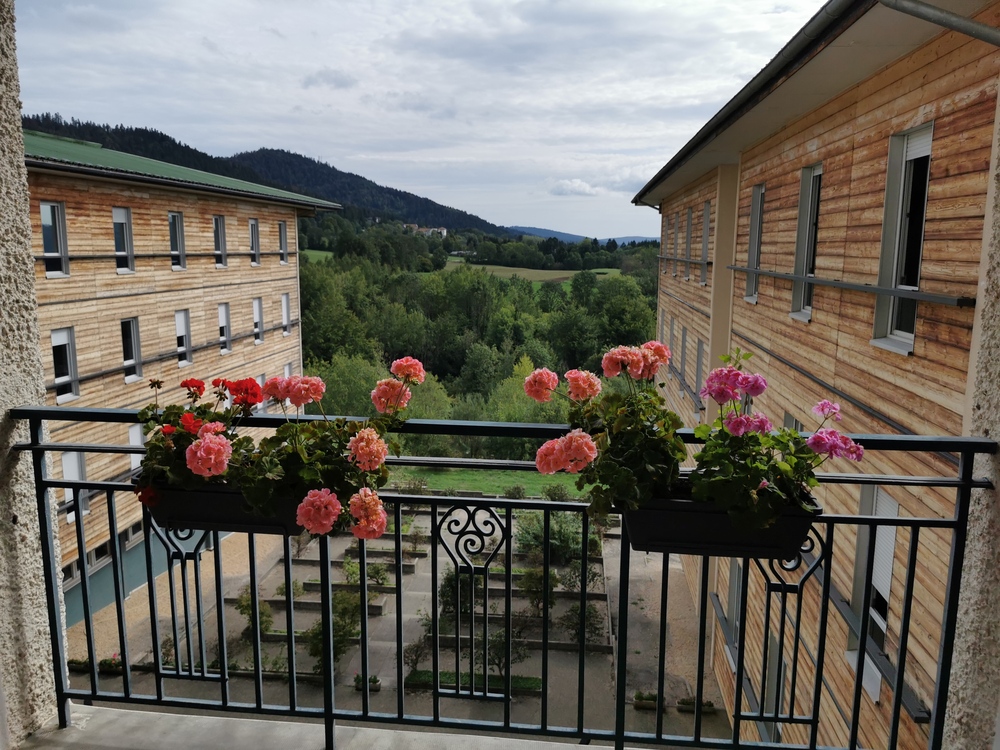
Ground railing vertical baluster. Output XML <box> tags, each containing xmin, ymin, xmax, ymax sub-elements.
<box><xmin>775</xmin><ymin>582</ymin><xmax>789</xmax><ymax>726</ymax></box>
<box><xmin>541</xmin><ymin>508</ymin><xmax>551</xmax><ymax>729</ymax></box>
<box><xmin>655</xmin><ymin>550</ymin><xmax>670</xmax><ymax>739</ymax></box>
<box><xmin>166</xmin><ymin>551</ymin><xmax>181</xmax><ymax>674</ymax></box>
<box><xmin>29</xmin><ymin>416</ymin><xmax>70</xmax><ymax>728</ymax></box>
<box><xmin>178</xmin><ymin>554</ymin><xmax>194</xmax><ymax>671</ymax></box>
<box><xmin>431</xmin><ymin>500</ymin><xmax>441</xmax><ymax>723</ymax></box>
<box><xmin>694</xmin><ymin>555</ymin><xmax>710</xmax><ymax>741</ymax></box>
<box><xmin>930</xmin><ymin>449</ymin><xmax>976</xmax><ymax>749</ymax></box>
<box><xmin>105</xmin><ymin>489</ymin><xmax>132</xmax><ymax>696</ymax></box>
<box><xmin>732</xmin><ymin>557</ymin><xmax>751</xmax><ymax>746</ymax></box>
<box><xmin>282</xmin><ymin>535</ymin><xmax>297</xmax><ymax>711</ymax></box>
<box><xmin>808</xmin><ymin>523</ymin><xmax>834</xmax><ymax>750</ymax></box>
<box><xmin>319</xmin><ymin>535</ymin><xmax>336</xmax><ymax>750</ymax></box>
<box><xmin>759</xmin><ymin>577</ymin><xmax>773</xmax><ymax>722</ymax></box>
<box><xmin>393</xmin><ymin>501</ymin><xmax>405</xmax><ymax>719</ymax></box>
<box><xmin>789</xmin><ymin>577</ymin><xmax>805</xmax><ymax>720</ymax></box>
<box><xmin>888</xmin><ymin>527</ymin><xmax>920</xmax><ymax>750</ymax></box>
<box><xmin>212</xmin><ymin>530</ymin><xmax>230</xmax><ymax>708</ymax></box>
<box><xmin>577</xmin><ymin>512</ymin><xmax>590</xmax><ymax>737</ymax></box>
<box><xmin>848</xmin><ymin>522</ymin><xmax>879</xmax><ymax>750</ymax></box>
<box><xmin>143</xmin><ymin>507</ymin><xmax>164</xmax><ymax>701</ymax></box>
<box><xmin>193</xmin><ymin>548</ymin><xmax>207</xmax><ymax>677</ymax></box>
<box><xmin>71</xmin><ymin>489</ymin><xmax>99</xmax><ymax>696</ymax></box>
<box><xmin>614</xmin><ymin>520</ymin><xmax>632</xmax><ymax>750</ymax></box>
<box><xmin>247</xmin><ymin>533</ymin><xmax>263</xmax><ymax>710</ymax></box>
<box><xmin>504</xmin><ymin>506</ymin><xmax>513</xmax><ymax>726</ymax></box>
<box><xmin>359</xmin><ymin>537</ymin><xmax>370</xmax><ymax>716</ymax></box>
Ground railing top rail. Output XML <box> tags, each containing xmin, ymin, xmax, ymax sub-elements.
<box><xmin>8</xmin><ymin>405</ymin><xmax>998</xmax><ymax>453</ymax></box>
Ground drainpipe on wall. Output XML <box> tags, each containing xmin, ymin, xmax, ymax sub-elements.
<box><xmin>878</xmin><ymin>0</ymin><xmax>1000</xmax><ymax>48</ymax></box>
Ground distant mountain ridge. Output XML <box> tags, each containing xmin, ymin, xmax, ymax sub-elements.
<box><xmin>509</xmin><ymin>225</ymin><xmax>657</xmax><ymax>245</ymax></box>
<box><xmin>21</xmin><ymin>113</ymin><xmax>510</xmax><ymax>234</ymax></box>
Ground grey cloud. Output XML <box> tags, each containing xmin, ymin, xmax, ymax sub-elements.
<box><xmin>551</xmin><ymin>179</ymin><xmax>599</xmax><ymax>197</ymax></box>
<box><xmin>302</xmin><ymin>67</ymin><xmax>358</xmax><ymax>90</ymax></box>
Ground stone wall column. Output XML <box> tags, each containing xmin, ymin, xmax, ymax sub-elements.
<box><xmin>0</xmin><ymin>2</ymin><xmax>58</xmax><ymax>748</ymax></box>
<box><xmin>945</xmin><ymin>72</ymin><xmax>1000</xmax><ymax>750</ymax></box>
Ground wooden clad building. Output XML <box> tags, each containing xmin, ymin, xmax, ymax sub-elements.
<box><xmin>25</xmin><ymin>130</ymin><xmax>340</xmax><ymax>578</ymax></box>
<box><xmin>634</xmin><ymin>1</ymin><xmax>1000</xmax><ymax>747</ymax></box>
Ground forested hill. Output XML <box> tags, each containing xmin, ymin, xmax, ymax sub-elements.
<box><xmin>21</xmin><ymin>113</ymin><xmax>509</xmax><ymax>233</ymax></box>
<box><xmin>229</xmin><ymin>148</ymin><xmax>507</xmax><ymax>234</ymax></box>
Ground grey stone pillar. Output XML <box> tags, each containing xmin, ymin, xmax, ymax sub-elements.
<box><xmin>946</xmin><ymin>77</ymin><xmax>1000</xmax><ymax>750</ymax></box>
<box><xmin>0</xmin><ymin>1</ymin><xmax>58</xmax><ymax>748</ymax></box>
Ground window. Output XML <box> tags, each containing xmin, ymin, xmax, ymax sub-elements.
<box><xmin>792</xmin><ymin>164</ymin><xmax>822</xmax><ymax>318</ymax></box>
<box><xmin>700</xmin><ymin>200</ymin><xmax>710</xmax><ymax>284</ymax></box>
<box><xmin>249</xmin><ymin>218</ymin><xmax>261</xmax><ymax>265</ymax></box>
<box><xmin>175</xmin><ymin>310</ymin><xmax>192</xmax><ymax>365</ymax></box>
<box><xmin>256</xmin><ymin>374</ymin><xmax>267</xmax><ymax>413</ymax></box>
<box><xmin>120</xmin><ymin>317</ymin><xmax>142</xmax><ymax>382</ymax></box>
<box><xmin>679</xmin><ymin>327</ymin><xmax>687</xmax><ymax>386</ymax></box>
<box><xmin>684</xmin><ymin>207</ymin><xmax>693</xmax><ymax>279</ymax></box>
<box><xmin>762</xmin><ymin>631</ymin><xmax>787</xmax><ymax>741</ymax></box>
<box><xmin>51</xmin><ymin>327</ymin><xmax>79</xmax><ymax>403</ymax></box>
<box><xmin>119</xmin><ymin>520</ymin><xmax>144</xmax><ymax>551</ymax></box>
<box><xmin>278</xmin><ymin>221</ymin><xmax>288</xmax><ymax>264</ymax></box>
<box><xmin>281</xmin><ymin>293</ymin><xmax>291</xmax><ymax>335</ymax></box>
<box><xmin>168</xmin><ymin>212</ymin><xmax>186</xmax><ymax>269</ymax></box>
<box><xmin>746</xmin><ymin>184</ymin><xmax>765</xmax><ymax>301</ymax></box>
<box><xmin>660</xmin><ymin>214</ymin><xmax>669</xmax><ymax>275</ymax></box>
<box><xmin>849</xmin><ymin>486</ymin><xmax>899</xmax><ymax>702</ymax></box>
<box><xmin>694</xmin><ymin>340</ymin><xmax>704</xmax><ymax>421</ymax></box>
<box><xmin>873</xmin><ymin>124</ymin><xmax>932</xmax><ymax>353</ymax></box>
<box><xmin>284</xmin><ymin>362</ymin><xmax>293</xmax><ymax>378</ymax></box>
<box><xmin>218</xmin><ymin>303</ymin><xmax>231</xmax><ymax>353</ymax></box>
<box><xmin>726</xmin><ymin>558</ymin><xmax>744</xmax><ymax>667</ymax></box>
<box><xmin>61</xmin><ymin>452</ymin><xmax>88</xmax><ymax>523</ymax></box>
<box><xmin>62</xmin><ymin>560</ymin><xmax>80</xmax><ymax>588</ymax></box>
<box><xmin>41</xmin><ymin>201</ymin><xmax>69</xmax><ymax>276</ymax></box>
<box><xmin>128</xmin><ymin>423</ymin><xmax>144</xmax><ymax>472</ymax></box>
<box><xmin>213</xmin><ymin>215</ymin><xmax>227</xmax><ymax>267</ymax></box>
<box><xmin>672</xmin><ymin>212</ymin><xmax>680</xmax><ymax>275</ymax></box>
<box><xmin>783</xmin><ymin>412</ymin><xmax>805</xmax><ymax>432</ymax></box>
<box><xmin>253</xmin><ymin>298</ymin><xmax>264</xmax><ymax>344</ymax></box>
<box><xmin>113</xmin><ymin>207</ymin><xmax>134</xmax><ymax>273</ymax></box>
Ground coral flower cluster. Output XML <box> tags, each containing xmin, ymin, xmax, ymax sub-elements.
<box><xmin>349</xmin><ymin>487</ymin><xmax>388</xmax><ymax>539</ymax></box>
<box><xmin>535</xmin><ymin>429</ymin><xmax>599</xmax><ymax>474</ymax></box>
<box><xmin>263</xmin><ymin>375</ymin><xmax>326</xmax><ymax>408</ymax></box>
<box><xmin>372</xmin><ymin>356</ymin><xmax>426</xmax><ymax>414</ymax></box>
<box><xmin>347</xmin><ymin>427</ymin><xmax>389</xmax><ymax>471</ymax></box>
<box><xmin>296</xmin><ymin>488</ymin><xmax>343</xmax><ymax>535</ymax></box>
<box><xmin>601</xmin><ymin>341</ymin><xmax>670</xmax><ymax>380</ymax></box>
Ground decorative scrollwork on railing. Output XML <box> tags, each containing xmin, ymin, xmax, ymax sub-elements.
<box><xmin>754</xmin><ymin>525</ymin><xmax>827</xmax><ymax>592</ymax></box>
<box><xmin>144</xmin><ymin>511</ymin><xmax>214</xmax><ymax>561</ymax></box>
<box><xmin>437</xmin><ymin>505</ymin><xmax>507</xmax><ymax>570</ymax></box>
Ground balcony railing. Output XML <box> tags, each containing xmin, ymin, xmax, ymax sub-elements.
<box><xmin>10</xmin><ymin>406</ymin><xmax>995</xmax><ymax>750</ymax></box>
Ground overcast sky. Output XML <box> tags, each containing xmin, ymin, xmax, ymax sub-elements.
<box><xmin>15</xmin><ymin>0</ymin><xmax>825</xmax><ymax>239</ymax></box>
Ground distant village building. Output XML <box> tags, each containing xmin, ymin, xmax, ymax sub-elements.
<box><xmin>635</xmin><ymin>1</ymin><xmax>1000</xmax><ymax>747</ymax></box>
<box><xmin>25</xmin><ymin>129</ymin><xmax>338</xmax><ymax>584</ymax></box>
<box><xmin>403</xmin><ymin>222</ymin><xmax>447</xmax><ymax>238</ymax></box>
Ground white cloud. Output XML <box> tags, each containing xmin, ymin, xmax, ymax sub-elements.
<box><xmin>15</xmin><ymin>0</ymin><xmax>827</xmax><ymax>237</ymax></box>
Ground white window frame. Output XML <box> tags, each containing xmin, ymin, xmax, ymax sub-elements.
<box><xmin>249</xmin><ymin>218</ymin><xmax>261</xmax><ymax>266</ymax></box>
<box><xmin>253</xmin><ymin>297</ymin><xmax>264</xmax><ymax>344</ymax></box>
<box><xmin>52</xmin><ymin>327</ymin><xmax>79</xmax><ymax>403</ymax></box>
<box><xmin>284</xmin><ymin>362</ymin><xmax>293</xmax><ymax>378</ymax></box>
<box><xmin>847</xmin><ymin>486</ymin><xmax>899</xmax><ymax>703</ymax></box>
<box><xmin>684</xmin><ymin>207</ymin><xmax>693</xmax><ymax>280</ymax></box>
<box><xmin>113</xmin><ymin>206</ymin><xmax>135</xmax><ymax>274</ymax></box>
<box><xmin>41</xmin><ymin>201</ymin><xmax>69</xmax><ymax>277</ymax></box>
<box><xmin>278</xmin><ymin>221</ymin><xmax>288</xmax><ymax>264</ymax></box>
<box><xmin>128</xmin><ymin>423</ymin><xmax>144</xmax><ymax>472</ymax></box>
<box><xmin>745</xmin><ymin>184</ymin><xmax>765</xmax><ymax>302</ymax></box>
<box><xmin>872</xmin><ymin>123</ymin><xmax>933</xmax><ymax>355</ymax></box>
<box><xmin>213</xmin><ymin>215</ymin><xmax>228</xmax><ymax>267</ymax></box>
<box><xmin>175</xmin><ymin>309</ymin><xmax>192</xmax><ymax>366</ymax></box>
<box><xmin>725</xmin><ymin>558</ymin><xmax>743</xmax><ymax>670</ymax></box>
<box><xmin>168</xmin><ymin>211</ymin><xmax>186</xmax><ymax>270</ymax></box>
<box><xmin>700</xmin><ymin>200</ymin><xmax>710</xmax><ymax>285</ymax></box>
<box><xmin>121</xmin><ymin>317</ymin><xmax>142</xmax><ymax>383</ymax></box>
<box><xmin>791</xmin><ymin>164</ymin><xmax>822</xmax><ymax>320</ymax></box>
<box><xmin>61</xmin><ymin>452</ymin><xmax>89</xmax><ymax>523</ymax></box>
<box><xmin>281</xmin><ymin>293</ymin><xmax>291</xmax><ymax>335</ymax></box>
<box><xmin>218</xmin><ymin>303</ymin><xmax>232</xmax><ymax>353</ymax></box>
<box><xmin>256</xmin><ymin>374</ymin><xmax>267</xmax><ymax>413</ymax></box>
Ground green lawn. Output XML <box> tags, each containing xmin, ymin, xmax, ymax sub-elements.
<box><xmin>301</xmin><ymin>248</ymin><xmax>333</xmax><ymax>263</ymax></box>
<box><xmin>388</xmin><ymin>466</ymin><xmax>584</xmax><ymax>499</ymax></box>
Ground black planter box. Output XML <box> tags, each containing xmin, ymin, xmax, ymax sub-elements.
<box><xmin>622</xmin><ymin>496</ymin><xmax>821</xmax><ymax>559</ymax></box>
<box><xmin>148</xmin><ymin>486</ymin><xmax>303</xmax><ymax>536</ymax></box>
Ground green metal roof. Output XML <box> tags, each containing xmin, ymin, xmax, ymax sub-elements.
<box><xmin>22</xmin><ymin>130</ymin><xmax>341</xmax><ymax>211</ymax></box>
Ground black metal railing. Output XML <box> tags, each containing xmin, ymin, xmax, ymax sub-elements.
<box><xmin>10</xmin><ymin>406</ymin><xmax>995</xmax><ymax>750</ymax></box>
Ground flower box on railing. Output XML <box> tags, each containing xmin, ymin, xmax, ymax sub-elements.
<box><xmin>147</xmin><ymin>485</ymin><xmax>302</xmax><ymax>536</ymax></box>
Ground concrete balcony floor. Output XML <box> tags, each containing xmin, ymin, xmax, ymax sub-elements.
<box><xmin>21</xmin><ymin>704</ymin><xmax>583</xmax><ymax>750</ymax></box>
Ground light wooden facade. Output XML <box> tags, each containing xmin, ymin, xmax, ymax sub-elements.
<box><xmin>637</xmin><ymin>1</ymin><xmax>1000</xmax><ymax>747</ymax></box>
<box><xmin>25</xmin><ymin>133</ymin><xmax>338</xmax><ymax>577</ymax></box>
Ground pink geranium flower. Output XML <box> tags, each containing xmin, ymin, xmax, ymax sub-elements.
<box><xmin>288</xmin><ymin>376</ymin><xmax>326</xmax><ymax>408</ymax></box>
<box><xmin>602</xmin><ymin>346</ymin><xmax>643</xmax><ymax>378</ymax></box>
<box><xmin>371</xmin><ymin>378</ymin><xmax>412</xmax><ymax>413</ymax></box>
<box><xmin>347</xmin><ymin>427</ymin><xmax>389</xmax><ymax>471</ymax></box>
<box><xmin>812</xmin><ymin>400</ymin><xmax>842</xmax><ymax>422</ymax></box>
<box><xmin>807</xmin><ymin>428</ymin><xmax>863</xmax><ymax>461</ymax></box>
<box><xmin>349</xmin><ymin>488</ymin><xmax>388</xmax><ymax>539</ymax></box>
<box><xmin>535</xmin><ymin>439</ymin><xmax>567</xmax><ymax>474</ymax></box>
<box><xmin>349</xmin><ymin>487</ymin><xmax>383</xmax><ymax>519</ymax></box>
<box><xmin>524</xmin><ymin>368</ymin><xmax>559</xmax><ymax>403</ymax></box>
<box><xmin>390</xmin><ymin>356</ymin><xmax>426</xmax><ymax>384</ymax></box>
<box><xmin>296</xmin><ymin>489</ymin><xmax>342</xmax><ymax>535</ymax></box>
<box><xmin>564</xmin><ymin>369</ymin><xmax>601</xmax><ymax>401</ymax></box>
<box><xmin>739</xmin><ymin>373</ymin><xmax>768</xmax><ymax>398</ymax></box>
<box><xmin>723</xmin><ymin>412</ymin><xmax>752</xmax><ymax>437</ymax></box>
<box><xmin>748</xmin><ymin>413</ymin><xmax>773</xmax><ymax>434</ymax></box>
<box><xmin>352</xmin><ymin>507</ymin><xmax>388</xmax><ymax>539</ymax></box>
<box><xmin>560</xmin><ymin>429</ymin><xmax>598</xmax><ymax>473</ymax></box>
<box><xmin>639</xmin><ymin>341</ymin><xmax>671</xmax><ymax>379</ymax></box>
<box><xmin>185</xmin><ymin>433</ymin><xmax>232</xmax><ymax>477</ymax></box>
<box><xmin>197</xmin><ymin>421</ymin><xmax>226</xmax><ymax>437</ymax></box>
<box><xmin>262</xmin><ymin>376</ymin><xmax>290</xmax><ymax>404</ymax></box>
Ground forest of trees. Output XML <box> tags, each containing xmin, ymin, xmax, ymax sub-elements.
<box><xmin>300</xmin><ymin>222</ymin><xmax>659</xmax><ymax>459</ymax></box>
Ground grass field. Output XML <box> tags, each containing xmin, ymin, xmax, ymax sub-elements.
<box><xmin>443</xmin><ymin>257</ymin><xmax>620</xmax><ymax>291</ymax></box>
<box><xmin>301</xmin><ymin>248</ymin><xmax>332</xmax><ymax>263</ymax></box>
<box><xmin>388</xmin><ymin>466</ymin><xmax>585</xmax><ymax>499</ymax></box>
